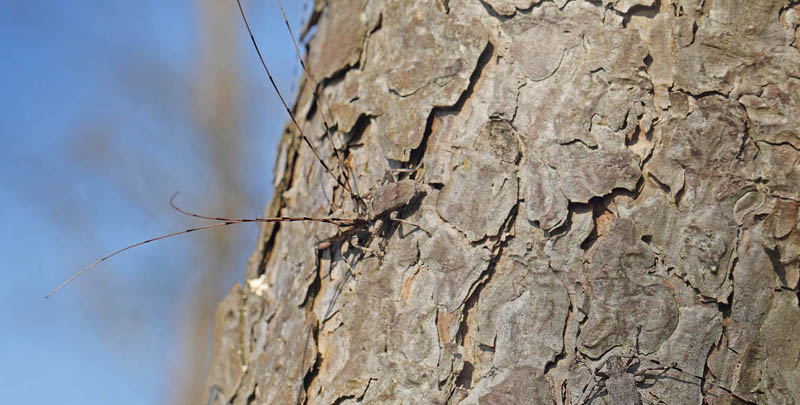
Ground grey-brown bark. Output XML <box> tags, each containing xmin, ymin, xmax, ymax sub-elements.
<box><xmin>205</xmin><ymin>0</ymin><xmax>800</xmax><ymax>404</ymax></box>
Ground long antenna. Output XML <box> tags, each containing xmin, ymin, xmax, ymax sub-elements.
<box><xmin>45</xmin><ymin>209</ymin><xmax>360</xmax><ymax>298</ymax></box>
<box><xmin>274</xmin><ymin>0</ymin><xmax>362</xmax><ymax>203</ymax></box>
<box><xmin>234</xmin><ymin>0</ymin><xmax>357</xmax><ymax>200</ymax></box>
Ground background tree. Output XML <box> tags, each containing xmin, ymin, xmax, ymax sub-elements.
<box><xmin>206</xmin><ymin>0</ymin><xmax>800</xmax><ymax>403</ymax></box>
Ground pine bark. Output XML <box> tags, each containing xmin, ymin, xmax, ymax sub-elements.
<box><xmin>206</xmin><ymin>1</ymin><xmax>800</xmax><ymax>404</ymax></box>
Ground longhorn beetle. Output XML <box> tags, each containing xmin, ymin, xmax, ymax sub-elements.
<box><xmin>46</xmin><ymin>0</ymin><xmax>425</xmax><ymax>298</ymax></box>
<box><xmin>576</xmin><ymin>327</ymin><xmax>752</xmax><ymax>404</ymax></box>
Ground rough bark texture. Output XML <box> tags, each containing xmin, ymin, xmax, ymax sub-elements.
<box><xmin>206</xmin><ymin>0</ymin><xmax>800</xmax><ymax>404</ymax></box>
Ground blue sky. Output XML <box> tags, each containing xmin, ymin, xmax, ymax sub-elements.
<box><xmin>0</xmin><ymin>1</ymin><xmax>305</xmax><ymax>403</ymax></box>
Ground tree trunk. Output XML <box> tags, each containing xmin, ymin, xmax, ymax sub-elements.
<box><xmin>206</xmin><ymin>1</ymin><xmax>800</xmax><ymax>404</ymax></box>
